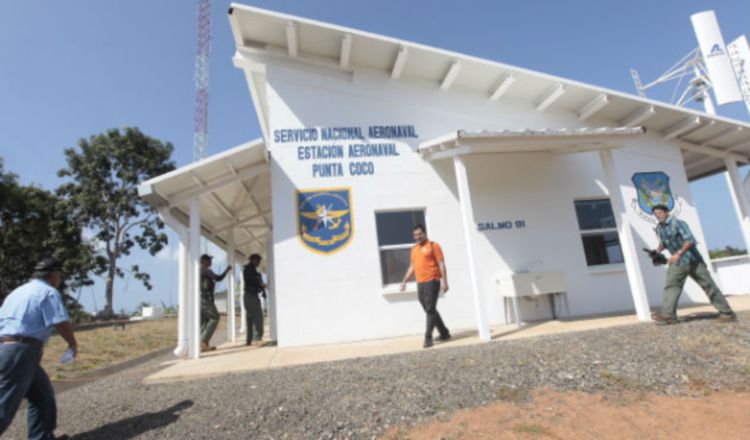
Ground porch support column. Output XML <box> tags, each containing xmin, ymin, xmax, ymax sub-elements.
<box><xmin>724</xmin><ymin>158</ymin><xmax>750</xmax><ymax>253</ymax></box>
<box><xmin>266</xmin><ymin>232</ymin><xmax>278</xmax><ymax>341</ymax></box>
<box><xmin>175</xmin><ymin>230</ymin><xmax>189</xmax><ymax>357</ymax></box>
<box><xmin>599</xmin><ymin>150</ymin><xmax>651</xmax><ymax>321</ymax></box>
<box><xmin>158</xmin><ymin>208</ymin><xmax>190</xmax><ymax>357</ymax></box>
<box><xmin>453</xmin><ymin>155</ymin><xmax>491</xmax><ymax>341</ymax></box>
<box><xmin>227</xmin><ymin>228</ymin><xmax>237</xmax><ymax>343</ymax></box>
<box><xmin>189</xmin><ymin>198</ymin><xmax>202</xmax><ymax>359</ymax></box>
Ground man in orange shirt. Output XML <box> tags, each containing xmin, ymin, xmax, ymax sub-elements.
<box><xmin>400</xmin><ymin>224</ymin><xmax>451</xmax><ymax>348</ymax></box>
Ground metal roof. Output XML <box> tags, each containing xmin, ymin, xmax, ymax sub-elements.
<box><xmin>228</xmin><ymin>4</ymin><xmax>750</xmax><ymax>180</ymax></box>
<box><xmin>418</xmin><ymin>127</ymin><xmax>647</xmax><ymax>161</ymax></box>
<box><xmin>138</xmin><ymin>139</ymin><xmax>271</xmax><ymax>258</ymax></box>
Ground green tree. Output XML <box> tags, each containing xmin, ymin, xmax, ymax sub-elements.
<box><xmin>57</xmin><ymin>128</ymin><xmax>175</xmax><ymax>317</ymax></box>
<box><xmin>709</xmin><ymin>245</ymin><xmax>747</xmax><ymax>260</ymax></box>
<box><xmin>0</xmin><ymin>158</ymin><xmax>95</xmax><ymax>306</ymax></box>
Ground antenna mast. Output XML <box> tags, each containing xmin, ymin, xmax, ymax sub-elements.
<box><xmin>630</xmin><ymin>10</ymin><xmax>746</xmax><ymax>118</ymax></box>
<box><xmin>193</xmin><ymin>0</ymin><xmax>211</xmax><ymax>161</ymax></box>
<box><xmin>630</xmin><ymin>49</ymin><xmax>715</xmax><ymax>114</ymax></box>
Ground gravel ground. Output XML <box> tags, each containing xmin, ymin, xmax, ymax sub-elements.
<box><xmin>4</xmin><ymin>312</ymin><xmax>749</xmax><ymax>440</ymax></box>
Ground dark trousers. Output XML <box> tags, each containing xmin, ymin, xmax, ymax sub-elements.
<box><xmin>243</xmin><ymin>292</ymin><xmax>264</xmax><ymax>344</ymax></box>
<box><xmin>0</xmin><ymin>342</ymin><xmax>57</xmax><ymax>440</ymax></box>
<box><xmin>417</xmin><ymin>280</ymin><xmax>449</xmax><ymax>340</ymax></box>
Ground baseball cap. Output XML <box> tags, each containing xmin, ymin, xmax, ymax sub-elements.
<box><xmin>34</xmin><ymin>257</ymin><xmax>64</xmax><ymax>274</ymax></box>
<box><xmin>200</xmin><ymin>254</ymin><xmax>213</xmax><ymax>261</ymax></box>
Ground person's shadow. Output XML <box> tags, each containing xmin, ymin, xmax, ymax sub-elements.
<box><xmin>70</xmin><ymin>400</ymin><xmax>193</xmax><ymax>440</ymax></box>
<box><xmin>680</xmin><ymin>311</ymin><xmax>720</xmax><ymax>322</ymax></box>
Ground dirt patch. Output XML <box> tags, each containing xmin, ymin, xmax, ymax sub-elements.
<box><xmin>42</xmin><ymin>317</ymin><xmax>178</xmax><ymax>380</ymax></box>
<box><xmin>381</xmin><ymin>389</ymin><xmax>750</xmax><ymax>440</ymax></box>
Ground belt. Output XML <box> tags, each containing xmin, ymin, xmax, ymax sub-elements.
<box><xmin>0</xmin><ymin>336</ymin><xmax>43</xmax><ymax>349</ymax></box>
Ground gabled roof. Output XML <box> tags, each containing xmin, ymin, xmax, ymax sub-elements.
<box><xmin>228</xmin><ymin>4</ymin><xmax>750</xmax><ymax>180</ymax></box>
<box><xmin>138</xmin><ymin>139</ymin><xmax>271</xmax><ymax>258</ymax></box>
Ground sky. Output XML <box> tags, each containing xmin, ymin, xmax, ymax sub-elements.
<box><xmin>1</xmin><ymin>0</ymin><xmax>748</xmax><ymax>313</ymax></box>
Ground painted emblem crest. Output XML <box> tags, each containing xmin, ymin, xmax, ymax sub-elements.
<box><xmin>296</xmin><ymin>188</ymin><xmax>353</xmax><ymax>254</ymax></box>
<box><xmin>632</xmin><ymin>172</ymin><xmax>675</xmax><ymax>215</ymax></box>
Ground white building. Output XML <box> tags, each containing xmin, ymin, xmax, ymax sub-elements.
<box><xmin>139</xmin><ymin>5</ymin><xmax>750</xmax><ymax>358</ymax></box>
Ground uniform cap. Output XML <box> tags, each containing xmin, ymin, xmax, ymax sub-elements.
<box><xmin>34</xmin><ymin>257</ymin><xmax>63</xmax><ymax>274</ymax></box>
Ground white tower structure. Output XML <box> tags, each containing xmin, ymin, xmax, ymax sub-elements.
<box><xmin>728</xmin><ymin>35</ymin><xmax>750</xmax><ymax>116</ymax></box>
<box><xmin>631</xmin><ymin>10</ymin><xmax>746</xmax><ymax>118</ymax></box>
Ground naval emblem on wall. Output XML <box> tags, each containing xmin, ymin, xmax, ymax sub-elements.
<box><xmin>296</xmin><ymin>188</ymin><xmax>353</xmax><ymax>254</ymax></box>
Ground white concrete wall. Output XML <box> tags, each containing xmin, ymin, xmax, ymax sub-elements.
<box><xmin>256</xmin><ymin>59</ymin><xmax>721</xmax><ymax>346</ymax></box>
<box><xmin>466</xmin><ymin>151</ymin><xmax>634</xmax><ymax>320</ymax></box>
<box><xmin>607</xmin><ymin>137</ymin><xmax>715</xmax><ymax>308</ymax></box>
<box><xmin>713</xmin><ymin>255</ymin><xmax>750</xmax><ymax>295</ymax></box>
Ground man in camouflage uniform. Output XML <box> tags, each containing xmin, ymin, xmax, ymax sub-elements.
<box><xmin>199</xmin><ymin>254</ymin><xmax>230</xmax><ymax>352</ymax></box>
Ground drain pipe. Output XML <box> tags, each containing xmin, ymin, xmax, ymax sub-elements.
<box><xmin>159</xmin><ymin>209</ymin><xmax>189</xmax><ymax>357</ymax></box>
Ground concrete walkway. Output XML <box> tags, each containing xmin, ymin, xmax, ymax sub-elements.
<box><xmin>144</xmin><ymin>296</ymin><xmax>748</xmax><ymax>384</ymax></box>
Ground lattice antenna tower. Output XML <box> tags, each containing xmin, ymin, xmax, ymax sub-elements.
<box><xmin>193</xmin><ymin>0</ymin><xmax>211</xmax><ymax>161</ymax></box>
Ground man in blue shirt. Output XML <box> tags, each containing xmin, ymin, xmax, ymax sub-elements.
<box><xmin>0</xmin><ymin>257</ymin><xmax>78</xmax><ymax>440</ymax></box>
<box><xmin>650</xmin><ymin>205</ymin><xmax>736</xmax><ymax>324</ymax></box>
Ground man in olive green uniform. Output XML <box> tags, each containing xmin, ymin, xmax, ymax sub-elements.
<box><xmin>199</xmin><ymin>254</ymin><xmax>230</xmax><ymax>352</ymax></box>
<box><xmin>242</xmin><ymin>254</ymin><xmax>266</xmax><ymax>345</ymax></box>
<box><xmin>650</xmin><ymin>205</ymin><xmax>736</xmax><ymax>324</ymax></box>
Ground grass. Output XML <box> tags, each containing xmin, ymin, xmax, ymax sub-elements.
<box><xmin>678</xmin><ymin>333</ymin><xmax>741</xmax><ymax>358</ymax></box>
<box><xmin>42</xmin><ymin>317</ymin><xmax>178</xmax><ymax>380</ymax></box>
<box><xmin>494</xmin><ymin>385</ymin><xmax>529</xmax><ymax>402</ymax></box>
<box><xmin>597</xmin><ymin>369</ymin><xmax>663</xmax><ymax>397</ymax></box>
<box><xmin>684</xmin><ymin>373</ymin><xmax>712</xmax><ymax>396</ymax></box>
<box><xmin>598</xmin><ymin>369</ymin><xmax>628</xmax><ymax>387</ymax></box>
<box><xmin>513</xmin><ymin>423</ymin><xmax>552</xmax><ymax>437</ymax></box>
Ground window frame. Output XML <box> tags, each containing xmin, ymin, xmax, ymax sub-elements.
<box><xmin>573</xmin><ymin>198</ymin><xmax>624</xmax><ymax>268</ymax></box>
<box><xmin>374</xmin><ymin>207</ymin><xmax>426</xmax><ymax>292</ymax></box>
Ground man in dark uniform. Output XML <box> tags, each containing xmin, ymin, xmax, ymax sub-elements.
<box><xmin>199</xmin><ymin>254</ymin><xmax>230</xmax><ymax>352</ymax></box>
<box><xmin>0</xmin><ymin>257</ymin><xmax>78</xmax><ymax>440</ymax></box>
<box><xmin>242</xmin><ymin>254</ymin><xmax>266</xmax><ymax>346</ymax></box>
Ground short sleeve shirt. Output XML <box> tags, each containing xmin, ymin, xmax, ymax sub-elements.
<box><xmin>0</xmin><ymin>279</ymin><xmax>69</xmax><ymax>343</ymax></box>
<box><xmin>411</xmin><ymin>241</ymin><xmax>445</xmax><ymax>283</ymax></box>
<box><xmin>656</xmin><ymin>217</ymin><xmax>703</xmax><ymax>266</ymax></box>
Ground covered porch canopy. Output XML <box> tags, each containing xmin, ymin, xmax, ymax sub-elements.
<box><xmin>138</xmin><ymin>139</ymin><xmax>271</xmax><ymax>358</ymax></box>
<box><xmin>418</xmin><ymin>126</ymin><xmax>750</xmax><ymax>340</ymax></box>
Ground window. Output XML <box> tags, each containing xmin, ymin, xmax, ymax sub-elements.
<box><xmin>573</xmin><ymin>199</ymin><xmax>623</xmax><ymax>266</ymax></box>
<box><xmin>375</xmin><ymin>210</ymin><xmax>425</xmax><ymax>285</ymax></box>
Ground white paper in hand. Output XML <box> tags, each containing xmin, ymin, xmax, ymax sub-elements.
<box><xmin>60</xmin><ymin>347</ymin><xmax>75</xmax><ymax>365</ymax></box>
